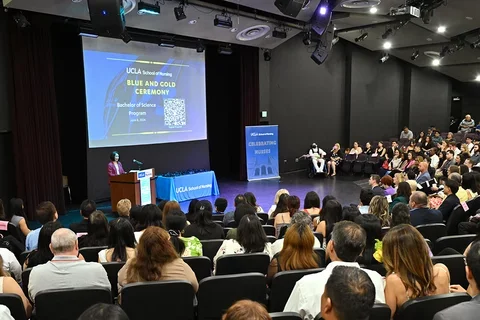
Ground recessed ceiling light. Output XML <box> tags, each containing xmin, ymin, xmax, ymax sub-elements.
<box><xmin>437</xmin><ymin>26</ymin><xmax>446</xmax><ymax>33</ymax></box>
<box><xmin>475</xmin><ymin>75</ymin><xmax>480</xmax><ymax>81</ymax></box>
<box><xmin>230</xmin><ymin>28</ymin><xmax>238</xmax><ymax>33</ymax></box>
<box><xmin>466</xmin><ymin>16</ymin><xmax>474</xmax><ymax>20</ymax></box>
<box><xmin>426</xmin><ymin>38</ymin><xmax>433</xmax><ymax>41</ymax></box>
<box><xmin>265</xmin><ymin>34</ymin><xmax>271</xmax><ymax>39</ymax></box>
<box><xmin>189</xmin><ymin>20</ymin><xmax>197</xmax><ymax>25</ymax></box>
<box><xmin>383</xmin><ymin>41</ymin><xmax>392</xmax><ymax>49</ymax></box>
<box><xmin>334</xmin><ymin>26</ymin><xmax>337</xmax><ymax>30</ymax></box>
<box><xmin>72</xmin><ymin>0</ymin><xmax>82</xmax><ymax>3</ymax></box>
<box><xmin>370</xmin><ymin>7</ymin><xmax>378</xmax><ymax>14</ymax></box>
<box><xmin>432</xmin><ymin>58</ymin><xmax>440</xmax><ymax>66</ymax></box>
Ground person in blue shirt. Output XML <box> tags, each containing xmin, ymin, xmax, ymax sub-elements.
<box><xmin>26</xmin><ymin>201</ymin><xmax>59</xmax><ymax>251</ymax></box>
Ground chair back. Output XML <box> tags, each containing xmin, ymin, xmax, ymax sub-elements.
<box><xmin>432</xmin><ymin>255</ymin><xmax>468</xmax><ymax>289</ymax></box>
<box><xmin>200</xmin><ymin>240</ymin><xmax>224</xmax><ymax>267</ymax></box>
<box><xmin>434</xmin><ymin>234</ymin><xmax>476</xmax><ymax>255</ymax></box>
<box><xmin>267</xmin><ymin>218</ymin><xmax>275</xmax><ymax>226</ymax></box>
<box><xmin>394</xmin><ymin>293</ymin><xmax>471</xmax><ymax>320</ymax></box>
<box><xmin>213</xmin><ymin>221</ymin><xmax>224</xmax><ymax>228</ymax></box>
<box><xmin>446</xmin><ymin>196</ymin><xmax>480</xmax><ymax>235</ymax></box>
<box><xmin>0</xmin><ymin>294</ymin><xmax>27</xmax><ymax>320</ymax></box>
<box><xmin>216</xmin><ymin>253</ymin><xmax>270</xmax><ymax>275</ymax></box>
<box><xmin>269</xmin><ymin>268</ymin><xmax>324</xmax><ymax>312</ymax></box>
<box><xmin>122</xmin><ymin>280</ymin><xmax>195</xmax><ymax>320</ymax></box>
<box><xmin>262</xmin><ymin>225</ymin><xmax>276</xmax><ymax>236</ymax></box>
<box><xmin>370</xmin><ymin>303</ymin><xmax>391</xmax><ymax>320</ymax></box>
<box><xmin>21</xmin><ymin>268</ymin><xmax>32</xmax><ymax>300</ymax></box>
<box><xmin>35</xmin><ymin>287</ymin><xmax>111</xmax><ymax>320</ymax></box>
<box><xmin>257</xmin><ymin>213</ymin><xmax>269</xmax><ymax>224</ymax></box>
<box><xmin>313</xmin><ymin>232</ymin><xmax>323</xmax><ymax>244</ymax></box>
<box><xmin>183</xmin><ymin>256</ymin><xmax>212</xmax><ymax>282</ymax></box>
<box><xmin>79</xmin><ymin>246</ymin><xmax>108</xmax><ymax>262</ymax></box>
<box><xmin>267</xmin><ymin>235</ymin><xmax>277</xmax><ymax>243</ymax></box>
<box><xmin>226</xmin><ymin>221</ymin><xmax>237</xmax><ymax>228</ymax></box>
<box><xmin>416</xmin><ymin>223</ymin><xmax>447</xmax><ymax>244</ymax></box>
<box><xmin>314</xmin><ymin>248</ymin><xmax>326</xmax><ymax>267</ymax></box>
<box><xmin>18</xmin><ymin>250</ymin><xmax>31</xmax><ymax>267</ymax></box>
<box><xmin>197</xmin><ymin>273</ymin><xmax>267</xmax><ymax>320</ymax></box>
<box><xmin>278</xmin><ymin>225</ymin><xmax>288</xmax><ymax>239</ymax></box>
<box><xmin>211</xmin><ymin>214</ymin><xmax>224</xmax><ymax>222</ymax></box>
<box><xmin>269</xmin><ymin>312</ymin><xmax>302</xmax><ymax>320</ymax></box>
<box><xmin>223</xmin><ymin>227</ymin><xmax>233</xmax><ymax>236</ymax></box>
<box><xmin>102</xmin><ymin>262</ymin><xmax>125</xmax><ymax>300</ymax></box>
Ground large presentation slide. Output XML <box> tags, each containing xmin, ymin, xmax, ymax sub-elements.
<box><xmin>82</xmin><ymin>36</ymin><xmax>207</xmax><ymax>148</ymax></box>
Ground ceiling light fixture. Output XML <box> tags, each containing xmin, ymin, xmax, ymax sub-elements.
<box><xmin>214</xmin><ymin>11</ymin><xmax>232</xmax><ymax>28</ymax></box>
<box><xmin>196</xmin><ymin>40</ymin><xmax>205</xmax><ymax>53</ymax></box>
<box><xmin>264</xmin><ymin>49</ymin><xmax>271</xmax><ymax>61</ymax></box>
<box><xmin>303</xmin><ymin>31</ymin><xmax>311</xmax><ymax>46</ymax></box>
<box><xmin>437</xmin><ymin>26</ymin><xmax>446</xmax><ymax>33</ymax></box>
<box><xmin>475</xmin><ymin>75</ymin><xmax>480</xmax><ymax>81</ymax></box>
<box><xmin>379</xmin><ymin>52</ymin><xmax>389</xmax><ymax>63</ymax></box>
<box><xmin>369</xmin><ymin>7</ymin><xmax>378</xmax><ymax>14</ymax></box>
<box><xmin>382</xmin><ymin>28</ymin><xmax>393</xmax><ymax>39</ymax></box>
<box><xmin>138</xmin><ymin>1</ymin><xmax>160</xmax><ymax>15</ymax></box>
<box><xmin>383</xmin><ymin>41</ymin><xmax>392</xmax><ymax>50</ymax></box>
<box><xmin>355</xmin><ymin>32</ymin><xmax>368</xmax><ymax>42</ymax></box>
<box><xmin>432</xmin><ymin>58</ymin><xmax>440</xmax><ymax>66</ymax></box>
<box><xmin>332</xmin><ymin>37</ymin><xmax>340</xmax><ymax>46</ymax></box>
<box><xmin>411</xmin><ymin>49</ymin><xmax>420</xmax><ymax>61</ymax></box>
<box><xmin>471</xmin><ymin>39</ymin><xmax>480</xmax><ymax>49</ymax></box>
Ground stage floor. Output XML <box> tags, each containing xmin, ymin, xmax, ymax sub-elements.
<box><xmin>29</xmin><ymin>171</ymin><xmax>366</xmax><ymax>229</ymax></box>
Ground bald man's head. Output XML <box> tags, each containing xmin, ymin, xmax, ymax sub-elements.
<box><xmin>409</xmin><ymin>191</ymin><xmax>428</xmax><ymax>209</ymax></box>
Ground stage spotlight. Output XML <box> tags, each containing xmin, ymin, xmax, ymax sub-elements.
<box><xmin>471</xmin><ymin>39</ymin><xmax>480</xmax><ymax>49</ymax></box>
<box><xmin>13</xmin><ymin>12</ymin><xmax>30</xmax><ymax>28</ymax></box>
<box><xmin>382</xmin><ymin>28</ymin><xmax>393</xmax><ymax>40</ymax></box>
<box><xmin>355</xmin><ymin>32</ymin><xmax>368</xmax><ymax>42</ymax></box>
<box><xmin>159</xmin><ymin>39</ymin><xmax>175</xmax><ymax>48</ymax></box>
<box><xmin>383</xmin><ymin>41</ymin><xmax>392</xmax><ymax>50</ymax></box>
<box><xmin>218</xmin><ymin>44</ymin><xmax>233</xmax><ymax>55</ymax></box>
<box><xmin>319</xmin><ymin>6</ymin><xmax>328</xmax><ymax>15</ymax></box>
<box><xmin>475</xmin><ymin>75</ymin><xmax>480</xmax><ymax>82</ymax></box>
<box><xmin>379</xmin><ymin>52</ymin><xmax>389</xmax><ymax>63</ymax></box>
<box><xmin>370</xmin><ymin>7</ymin><xmax>378</xmax><ymax>14</ymax></box>
<box><xmin>432</xmin><ymin>58</ymin><xmax>440</xmax><ymax>66</ymax></box>
<box><xmin>214</xmin><ymin>12</ymin><xmax>233</xmax><ymax>28</ymax></box>
<box><xmin>303</xmin><ymin>31</ymin><xmax>312</xmax><ymax>46</ymax></box>
<box><xmin>196</xmin><ymin>41</ymin><xmax>205</xmax><ymax>53</ymax></box>
<box><xmin>174</xmin><ymin>2</ymin><xmax>186</xmax><ymax>21</ymax></box>
<box><xmin>332</xmin><ymin>37</ymin><xmax>339</xmax><ymax>46</ymax></box>
<box><xmin>437</xmin><ymin>26</ymin><xmax>446</xmax><ymax>33</ymax></box>
<box><xmin>264</xmin><ymin>50</ymin><xmax>271</xmax><ymax>61</ymax></box>
<box><xmin>411</xmin><ymin>49</ymin><xmax>419</xmax><ymax>61</ymax></box>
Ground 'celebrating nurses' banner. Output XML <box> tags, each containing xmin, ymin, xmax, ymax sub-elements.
<box><xmin>245</xmin><ymin>125</ymin><xmax>280</xmax><ymax>181</ymax></box>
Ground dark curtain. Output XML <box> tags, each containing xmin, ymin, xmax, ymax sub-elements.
<box><xmin>8</xmin><ymin>18</ymin><xmax>65</xmax><ymax>219</ymax></box>
<box><xmin>238</xmin><ymin>46</ymin><xmax>260</xmax><ymax>180</ymax></box>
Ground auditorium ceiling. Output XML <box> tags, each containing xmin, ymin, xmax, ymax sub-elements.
<box><xmin>3</xmin><ymin>0</ymin><xmax>480</xmax><ymax>82</ymax></box>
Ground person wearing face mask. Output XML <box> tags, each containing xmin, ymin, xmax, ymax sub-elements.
<box><xmin>108</xmin><ymin>151</ymin><xmax>126</xmax><ymax>178</ymax></box>
<box><xmin>309</xmin><ymin>143</ymin><xmax>327</xmax><ymax>173</ymax></box>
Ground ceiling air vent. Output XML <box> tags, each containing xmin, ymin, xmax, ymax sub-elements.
<box><xmin>236</xmin><ymin>25</ymin><xmax>271</xmax><ymax>41</ymax></box>
<box><xmin>341</xmin><ymin>0</ymin><xmax>381</xmax><ymax>9</ymax></box>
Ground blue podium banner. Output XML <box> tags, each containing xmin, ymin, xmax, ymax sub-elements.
<box><xmin>245</xmin><ymin>125</ymin><xmax>280</xmax><ymax>181</ymax></box>
<box><xmin>156</xmin><ymin>171</ymin><xmax>220</xmax><ymax>202</ymax></box>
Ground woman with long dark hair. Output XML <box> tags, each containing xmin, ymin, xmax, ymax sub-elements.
<box><xmin>274</xmin><ymin>195</ymin><xmax>299</xmax><ymax>238</ymax></box>
<box><xmin>186</xmin><ymin>199</ymin><xmax>199</xmax><ymax>223</ymax></box>
<box><xmin>244</xmin><ymin>192</ymin><xmax>264</xmax><ymax>213</ymax></box>
<box><xmin>183</xmin><ymin>200</ymin><xmax>224</xmax><ymax>240</ymax></box>
<box><xmin>389</xmin><ymin>181</ymin><xmax>411</xmax><ymax>211</ymax></box>
<box><xmin>78</xmin><ymin>211</ymin><xmax>109</xmax><ymax>248</ymax></box>
<box><xmin>166</xmin><ymin>209</ymin><xmax>202</xmax><ymax>257</ymax></box>
<box><xmin>271</xmin><ymin>193</ymin><xmax>289</xmax><ymax>218</ymax></box>
<box><xmin>303</xmin><ymin>191</ymin><xmax>320</xmax><ymax>216</ymax></box>
<box><xmin>354</xmin><ymin>214</ymin><xmax>381</xmax><ymax>265</ymax></box>
<box><xmin>98</xmin><ymin>218</ymin><xmax>136</xmax><ymax>262</ymax></box>
<box><xmin>134</xmin><ymin>204</ymin><xmax>163</xmax><ymax>242</ymax></box>
<box><xmin>315</xmin><ymin>200</ymin><xmax>342</xmax><ymax>247</ymax></box>
<box><xmin>6</xmin><ymin>198</ymin><xmax>30</xmax><ymax>236</ymax></box>
<box><xmin>24</xmin><ymin>221</ymin><xmax>62</xmax><ymax>269</ymax></box>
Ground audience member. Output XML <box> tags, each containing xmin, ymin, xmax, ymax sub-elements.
<box><xmin>416</xmin><ymin>161</ymin><xmax>431</xmax><ymax>184</ymax></box>
<box><xmin>268</xmin><ymin>222</ymin><xmax>320</xmax><ymax>279</ymax></box>
<box><xmin>389</xmin><ymin>181</ymin><xmax>411</xmax><ymax>212</ymax></box>
<box><xmin>429</xmin><ymin>148</ymin><xmax>440</xmax><ymax>169</ymax></box>
<box><xmin>0</xmin><ymin>246</ymin><xmax>21</xmax><ymax>282</ymax></box>
<box><xmin>438</xmin><ymin>179</ymin><xmax>460</xmax><ymax>222</ymax></box>
<box><xmin>369</xmin><ymin>174</ymin><xmax>385</xmax><ymax>196</ymax></box>
<box><xmin>393</xmin><ymin>172</ymin><xmax>405</xmax><ymax>187</ymax></box>
<box><xmin>274</xmin><ymin>195</ymin><xmax>299</xmax><ymax>237</ymax></box>
<box><xmin>214</xmin><ymin>197</ymin><xmax>228</xmax><ymax>214</ymax></box>
<box><xmin>354</xmin><ymin>214</ymin><xmax>382</xmax><ymax>265</ymax></box>
<box><xmin>214</xmin><ymin>215</ymin><xmax>272</xmax><ymax>273</ymax></box>
<box><xmin>391</xmin><ymin>203</ymin><xmax>411</xmax><ymax>227</ymax></box>
<box><xmin>78</xmin><ymin>303</ymin><xmax>129</xmax><ymax>320</ymax></box>
<box><xmin>70</xmin><ymin>199</ymin><xmax>96</xmax><ymax>234</ymax></box>
<box><xmin>271</xmin><ymin>193</ymin><xmax>289</xmax><ymax>218</ymax></box>
<box><xmin>78</xmin><ymin>210</ymin><xmax>109</xmax><ymax>248</ymax></box>
<box><xmin>303</xmin><ymin>191</ymin><xmax>321</xmax><ymax>215</ymax></box>
<box><xmin>320</xmin><ymin>266</ymin><xmax>375</xmax><ymax>320</ymax></box>
<box><xmin>223</xmin><ymin>194</ymin><xmax>247</xmax><ymax>225</ymax></box>
<box><xmin>462</xmin><ymin>172</ymin><xmax>479</xmax><ymax>200</ymax></box>
<box><xmin>24</xmin><ymin>221</ymin><xmax>62</xmax><ymax>269</ymax></box>
<box><xmin>383</xmin><ymin>224</ymin><xmax>450</xmax><ymax>317</ymax></box>
<box><xmin>186</xmin><ymin>199</ymin><xmax>199</xmax><ymax>223</ymax></box>
<box><xmin>184</xmin><ymin>200</ymin><xmax>224</xmax><ymax>240</ymax></box>
<box><xmin>28</xmin><ymin>228</ymin><xmax>110</xmax><ymax>302</ymax></box>
<box><xmin>458</xmin><ymin>114</ymin><xmax>475</xmax><ymax>133</ymax></box>
<box><xmin>327</xmin><ymin>143</ymin><xmax>344</xmax><ymax>176</ymax></box>
<box><xmin>400</xmin><ymin>127</ymin><xmax>413</xmax><ymax>140</ymax></box>
<box><xmin>342</xmin><ymin>206</ymin><xmax>361</xmax><ymax>222</ymax></box>
<box><xmin>118</xmin><ymin>227</ymin><xmax>198</xmax><ymax>293</ymax></box>
<box><xmin>315</xmin><ymin>200</ymin><xmax>342</xmax><ymax>247</ymax></box>
<box><xmin>157</xmin><ymin>200</ymin><xmax>167</xmax><ymax>212</ymax></box>
<box><xmin>134</xmin><ymin>204</ymin><xmax>163</xmax><ymax>242</ymax></box>
<box><xmin>226</xmin><ymin>204</ymin><xmax>256</xmax><ymax>240</ymax></box>
<box><xmin>368</xmin><ymin>196</ymin><xmax>390</xmax><ymax>227</ymax></box>
<box><xmin>432</xmin><ymin>131</ymin><xmax>443</xmax><ymax>147</ymax></box>
<box><xmin>267</xmin><ymin>189</ymin><xmax>290</xmax><ymax>216</ymax></box>
<box><xmin>116</xmin><ymin>199</ymin><xmax>132</xmax><ymax>218</ymax></box>
<box><xmin>26</xmin><ymin>201</ymin><xmax>58</xmax><ymax>251</ymax></box>
<box><xmin>381</xmin><ymin>175</ymin><xmax>395</xmax><ymax>196</ymax></box>
<box><xmin>284</xmin><ymin>221</ymin><xmax>385</xmax><ymax>319</ymax></box>
<box><xmin>161</xmin><ymin>200</ymin><xmax>181</xmax><ymax>226</ymax></box>
<box><xmin>409</xmin><ymin>191</ymin><xmax>443</xmax><ymax>226</ymax></box>
<box><xmin>0</xmin><ymin>254</ymin><xmax>31</xmax><ymax>318</ymax></box>
<box><xmin>222</xmin><ymin>300</ymin><xmax>271</xmax><ymax>320</ymax></box>
<box><xmin>166</xmin><ymin>209</ymin><xmax>202</xmax><ymax>257</ymax></box>
<box><xmin>244</xmin><ymin>192</ymin><xmax>264</xmax><ymax>213</ymax></box>
<box><xmin>98</xmin><ymin>218</ymin><xmax>136</xmax><ymax>262</ymax></box>
<box><xmin>436</xmin><ymin>150</ymin><xmax>455</xmax><ymax>177</ymax></box>
<box><xmin>449</xmin><ymin>172</ymin><xmax>469</xmax><ymax>202</ymax></box>
<box><xmin>6</xmin><ymin>198</ymin><xmax>30</xmax><ymax>237</ymax></box>
<box><xmin>128</xmin><ymin>205</ymin><xmax>142</xmax><ymax>230</ymax></box>
<box><xmin>358</xmin><ymin>188</ymin><xmax>373</xmax><ymax>214</ymax></box>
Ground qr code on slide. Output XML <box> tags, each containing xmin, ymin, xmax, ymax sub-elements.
<box><xmin>164</xmin><ymin>98</ymin><xmax>186</xmax><ymax>126</ymax></box>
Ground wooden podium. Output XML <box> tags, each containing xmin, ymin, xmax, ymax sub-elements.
<box><xmin>110</xmin><ymin>169</ymin><xmax>156</xmax><ymax>212</ymax></box>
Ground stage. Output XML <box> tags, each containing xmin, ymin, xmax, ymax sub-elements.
<box><xmin>28</xmin><ymin>171</ymin><xmax>365</xmax><ymax>229</ymax></box>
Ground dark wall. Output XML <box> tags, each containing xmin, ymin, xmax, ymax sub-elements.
<box><xmin>270</xmin><ymin>35</ymin><xmax>346</xmax><ymax>172</ymax></box>
<box><xmin>409</xmin><ymin>68</ymin><xmax>451</xmax><ymax>133</ymax></box>
<box><xmin>349</xmin><ymin>45</ymin><xmax>403</xmax><ymax>143</ymax></box>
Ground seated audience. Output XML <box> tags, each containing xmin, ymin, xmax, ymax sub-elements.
<box><xmin>271</xmin><ymin>193</ymin><xmax>289</xmax><ymax>219</ymax></box>
<box><xmin>321</xmin><ymin>266</ymin><xmax>376</xmax><ymax>320</ymax></box>
<box><xmin>222</xmin><ymin>300</ymin><xmax>271</xmax><ymax>320</ymax></box>
<box><xmin>118</xmin><ymin>226</ymin><xmax>198</xmax><ymax>293</ymax></box>
<box><xmin>383</xmin><ymin>225</ymin><xmax>450</xmax><ymax>317</ymax></box>
<box><xmin>213</xmin><ymin>215</ymin><xmax>272</xmax><ymax>273</ymax></box>
<box><xmin>70</xmin><ymin>199</ymin><xmax>96</xmax><ymax>234</ymax></box>
<box><xmin>449</xmin><ymin>172</ymin><xmax>469</xmax><ymax>202</ymax></box>
<box><xmin>390</xmin><ymin>203</ymin><xmax>411</xmax><ymax>227</ymax></box>
<box><xmin>6</xmin><ymin>198</ymin><xmax>30</xmax><ymax>237</ymax></box>
<box><xmin>284</xmin><ymin>221</ymin><xmax>385</xmax><ymax>319</ymax></box>
<box><xmin>128</xmin><ymin>205</ymin><xmax>142</xmax><ymax>230</ymax></box>
<box><xmin>381</xmin><ymin>175</ymin><xmax>395</xmax><ymax>196</ymax></box>
<box><xmin>369</xmin><ymin>175</ymin><xmax>385</xmax><ymax>196</ymax></box>
<box><xmin>272</xmin><ymin>212</ymin><xmax>321</xmax><ymax>256</ymax></box>
<box><xmin>244</xmin><ymin>192</ymin><xmax>264</xmax><ymax>213</ymax></box>
<box><xmin>431</xmin><ymin>131</ymin><xmax>443</xmax><ymax>147</ymax></box>
<box><xmin>389</xmin><ymin>181</ymin><xmax>411</xmax><ymax>212</ymax></box>
<box><xmin>358</xmin><ymin>188</ymin><xmax>373</xmax><ymax>214</ymax></box>
<box><xmin>98</xmin><ymin>218</ymin><xmax>136</xmax><ymax>263</ymax></box>
<box><xmin>161</xmin><ymin>200</ymin><xmax>181</xmax><ymax>226</ymax></box>
<box><xmin>342</xmin><ymin>206</ymin><xmax>361</xmax><ymax>222</ymax></box>
<box><xmin>433</xmin><ymin>241</ymin><xmax>480</xmax><ymax>320</ymax></box>
<box><xmin>438</xmin><ymin>179</ymin><xmax>460</xmax><ymax>222</ymax></box>
<box><xmin>223</xmin><ymin>194</ymin><xmax>247</xmax><ymax>225</ymax></box>
<box><xmin>355</xmin><ymin>214</ymin><xmax>382</xmax><ymax>265</ymax></box>
<box><xmin>134</xmin><ymin>204</ymin><xmax>163</xmax><ymax>242</ymax></box>
<box><xmin>268</xmin><ymin>222</ymin><xmax>320</xmax><ymax>279</ymax></box>
<box><xmin>186</xmin><ymin>199</ymin><xmax>199</xmax><ymax>223</ymax></box>
<box><xmin>116</xmin><ymin>199</ymin><xmax>131</xmax><ymax>218</ymax></box>
<box><xmin>364</xmin><ymin>142</ymin><xmax>373</xmax><ymax>155</ymax></box>
<box><xmin>0</xmin><ymin>254</ymin><xmax>32</xmax><ymax>318</ymax></box>
<box><xmin>24</xmin><ymin>221</ymin><xmax>62</xmax><ymax>269</ymax></box>
<box><xmin>78</xmin><ymin>210</ymin><xmax>109</xmax><ymax>248</ymax></box>
<box><xmin>400</xmin><ymin>127</ymin><xmax>413</xmax><ymax>140</ymax></box>
<box><xmin>393</xmin><ymin>172</ymin><xmax>405</xmax><ymax>187</ymax></box>
<box><xmin>274</xmin><ymin>195</ymin><xmax>300</xmax><ymax>237</ymax></box>
<box><xmin>458</xmin><ymin>114</ymin><xmax>475</xmax><ymax>133</ymax></box>
<box><xmin>78</xmin><ymin>303</ymin><xmax>129</xmax><ymax>320</ymax></box>
<box><xmin>28</xmin><ymin>228</ymin><xmax>110</xmax><ymax>302</ymax></box>
<box><xmin>0</xmin><ymin>246</ymin><xmax>21</xmax><ymax>282</ymax></box>
<box><xmin>406</xmin><ymin>170</ymin><xmax>418</xmax><ymax>192</ymax></box>
<box><xmin>416</xmin><ymin>161</ymin><xmax>431</xmax><ymax>184</ymax></box>
<box><xmin>184</xmin><ymin>200</ymin><xmax>224</xmax><ymax>240</ymax></box>
<box><xmin>313</xmin><ymin>195</ymin><xmax>337</xmax><ymax>229</ymax></box>
<box><xmin>315</xmin><ymin>200</ymin><xmax>343</xmax><ymax>247</ymax></box>
<box><xmin>409</xmin><ymin>191</ymin><xmax>443</xmax><ymax>226</ymax></box>
<box><xmin>226</xmin><ymin>204</ymin><xmax>256</xmax><ymax>240</ymax></box>
<box><xmin>214</xmin><ymin>197</ymin><xmax>228</xmax><ymax>215</ymax></box>
<box><xmin>166</xmin><ymin>209</ymin><xmax>202</xmax><ymax>257</ymax></box>
<box><xmin>267</xmin><ymin>189</ymin><xmax>290</xmax><ymax>216</ymax></box>
<box><xmin>303</xmin><ymin>191</ymin><xmax>321</xmax><ymax>216</ymax></box>
<box><xmin>369</xmin><ymin>196</ymin><xmax>390</xmax><ymax>228</ymax></box>
<box><xmin>26</xmin><ymin>201</ymin><xmax>58</xmax><ymax>251</ymax></box>
<box><xmin>462</xmin><ymin>172</ymin><xmax>479</xmax><ymax>200</ymax></box>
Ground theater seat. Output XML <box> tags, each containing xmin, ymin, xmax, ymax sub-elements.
<box><xmin>0</xmin><ymin>294</ymin><xmax>28</xmax><ymax>320</ymax></box>
<box><xmin>416</xmin><ymin>223</ymin><xmax>447</xmax><ymax>244</ymax></box>
<box><xmin>197</xmin><ymin>273</ymin><xmax>267</xmax><ymax>320</ymax></box>
<box><xmin>216</xmin><ymin>253</ymin><xmax>270</xmax><ymax>276</ymax></box>
<box><xmin>263</xmin><ymin>225</ymin><xmax>276</xmax><ymax>236</ymax></box>
<box><xmin>269</xmin><ymin>312</ymin><xmax>302</xmax><ymax>320</ymax></box>
<box><xmin>434</xmin><ymin>234</ymin><xmax>475</xmax><ymax>255</ymax></box>
<box><xmin>79</xmin><ymin>246</ymin><xmax>108</xmax><ymax>262</ymax></box>
<box><xmin>369</xmin><ymin>303</ymin><xmax>391</xmax><ymax>320</ymax></box>
<box><xmin>257</xmin><ymin>213</ymin><xmax>269</xmax><ymax>224</ymax></box>
<box><xmin>102</xmin><ymin>262</ymin><xmax>125</xmax><ymax>301</ymax></box>
<box><xmin>200</xmin><ymin>239</ymin><xmax>224</xmax><ymax>268</ymax></box>
<box><xmin>183</xmin><ymin>256</ymin><xmax>212</xmax><ymax>282</ymax></box>
<box><xmin>21</xmin><ymin>268</ymin><xmax>32</xmax><ymax>302</ymax></box>
<box><xmin>267</xmin><ymin>235</ymin><xmax>277</xmax><ymax>243</ymax></box>
<box><xmin>394</xmin><ymin>293</ymin><xmax>471</xmax><ymax>320</ymax></box>
<box><xmin>432</xmin><ymin>255</ymin><xmax>468</xmax><ymax>289</ymax></box>
<box><xmin>121</xmin><ymin>280</ymin><xmax>195</xmax><ymax>320</ymax></box>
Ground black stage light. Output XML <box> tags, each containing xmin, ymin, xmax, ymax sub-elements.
<box><xmin>379</xmin><ymin>52</ymin><xmax>389</xmax><ymax>63</ymax></box>
<box><xmin>264</xmin><ymin>50</ymin><xmax>271</xmax><ymax>61</ymax></box>
<box><xmin>355</xmin><ymin>32</ymin><xmax>368</xmax><ymax>42</ymax></box>
<box><xmin>411</xmin><ymin>49</ymin><xmax>419</xmax><ymax>60</ymax></box>
<box><xmin>218</xmin><ymin>45</ymin><xmax>233</xmax><ymax>55</ymax></box>
<box><xmin>214</xmin><ymin>14</ymin><xmax>232</xmax><ymax>28</ymax></box>
<box><xmin>303</xmin><ymin>31</ymin><xmax>311</xmax><ymax>46</ymax></box>
<box><xmin>382</xmin><ymin>28</ymin><xmax>393</xmax><ymax>39</ymax></box>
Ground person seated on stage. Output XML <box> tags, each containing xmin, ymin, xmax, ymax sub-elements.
<box><xmin>133</xmin><ymin>204</ymin><xmax>163</xmax><ymax>243</ymax></box>
<box><xmin>303</xmin><ymin>191</ymin><xmax>321</xmax><ymax>216</ymax></box>
<box><xmin>214</xmin><ymin>198</ymin><xmax>228</xmax><ymax>215</ymax></box>
<box><xmin>78</xmin><ymin>211</ymin><xmax>109</xmax><ymax>248</ymax></box>
<box><xmin>107</xmin><ymin>151</ymin><xmax>126</xmax><ymax>177</ymax></box>
<box><xmin>98</xmin><ymin>218</ymin><xmax>136</xmax><ymax>263</ymax></box>
<box><xmin>6</xmin><ymin>198</ymin><xmax>30</xmax><ymax>237</ymax></box>
<box><xmin>223</xmin><ymin>194</ymin><xmax>247</xmax><ymax>226</ymax></box>
<box><xmin>309</xmin><ymin>143</ymin><xmax>327</xmax><ymax>174</ymax></box>
<box><xmin>161</xmin><ymin>200</ymin><xmax>181</xmax><ymax>227</ymax></box>
<box><xmin>327</xmin><ymin>143</ymin><xmax>344</xmax><ymax>176</ymax></box>
<box><xmin>24</xmin><ymin>221</ymin><xmax>62</xmax><ymax>269</ymax></box>
<box><xmin>213</xmin><ymin>215</ymin><xmax>272</xmax><ymax>274</ymax></box>
<box><xmin>244</xmin><ymin>192</ymin><xmax>264</xmax><ymax>213</ymax></box>
<box><xmin>184</xmin><ymin>200</ymin><xmax>224</xmax><ymax>240</ymax></box>
<box><xmin>116</xmin><ymin>199</ymin><xmax>131</xmax><ymax>218</ymax></box>
<box><xmin>267</xmin><ymin>189</ymin><xmax>290</xmax><ymax>217</ymax></box>
<box><xmin>70</xmin><ymin>199</ymin><xmax>96</xmax><ymax>234</ymax></box>
<box><xmin>166</xmin><ymin>209</ymin><xmax>202</xmax><ymax>257</ymax></box>
<box><xmin>226</xmin><ymin>204</ymin><xmax>256</xmax><ymax>240</ymax></box>
<box><xmin>26</xmin><ymin>201</ymin><xmax>59</xmax><ymax>251</ymax></box>
<box><xmin>349</xmin><ymin>141</ymin><xmax>363</xmax><ymax>156</ymax></box>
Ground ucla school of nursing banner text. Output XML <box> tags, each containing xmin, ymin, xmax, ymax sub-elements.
<box><xmin>245</xmin><ymin>125</ymin><xmax>280</xmax><ymax>181</ymax></box>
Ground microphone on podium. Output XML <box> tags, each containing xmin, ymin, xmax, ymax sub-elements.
<box><xmin>133</xmin><ymin>159</ymin><xmax>143</xmax><ymax>170</ymax></box>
